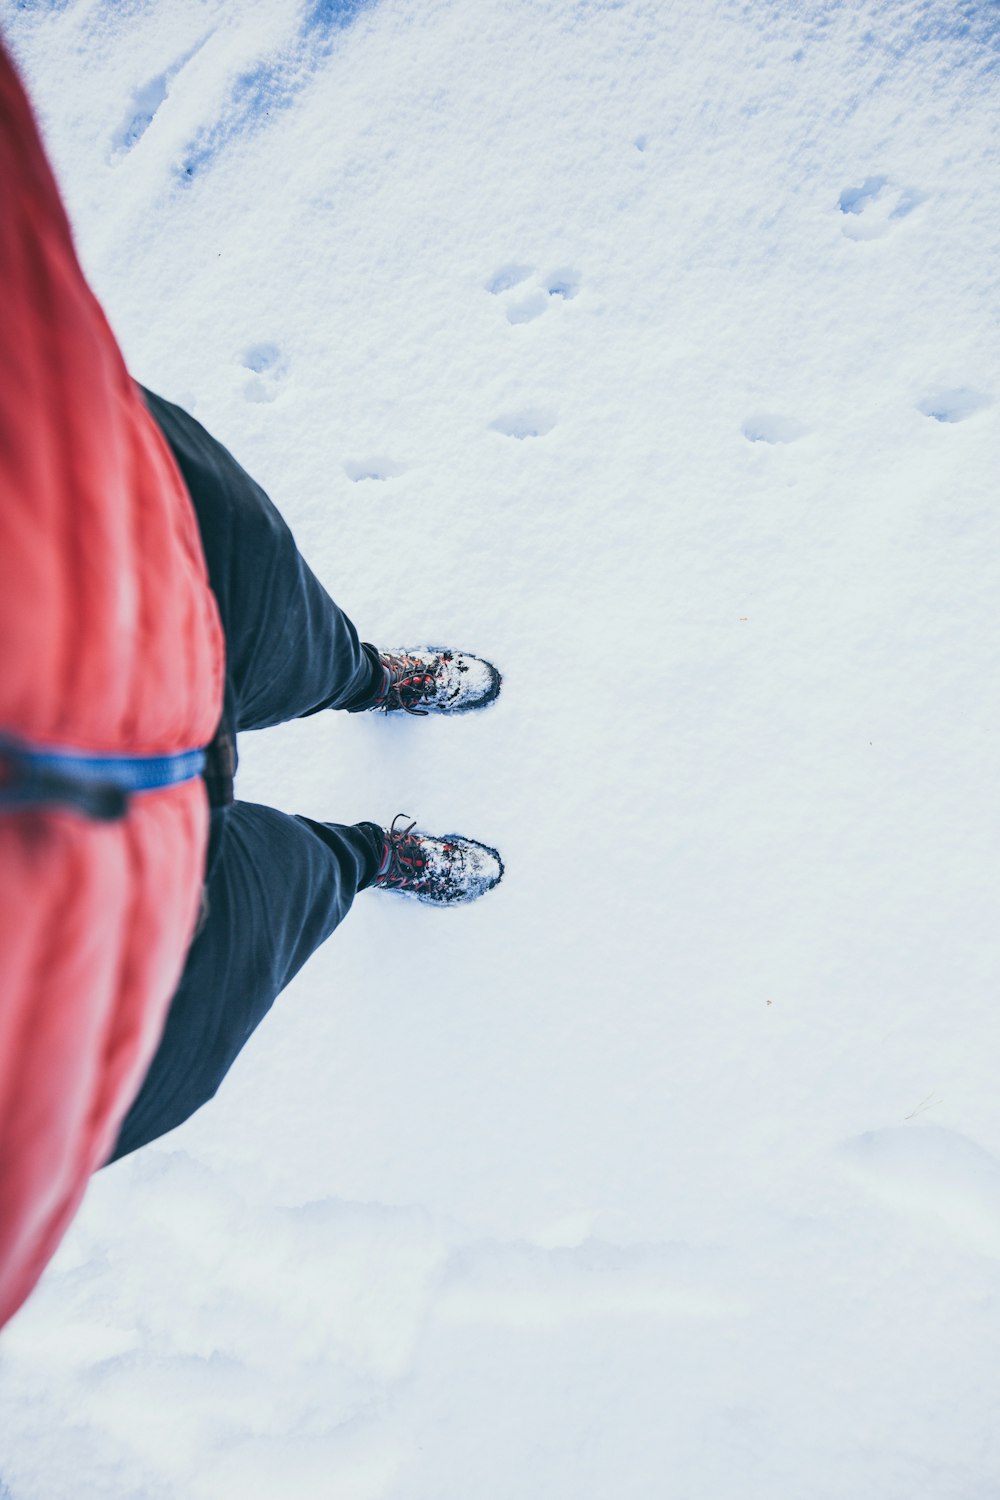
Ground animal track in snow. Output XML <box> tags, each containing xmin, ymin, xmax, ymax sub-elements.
<box><xmin>916</xmin><ymin>387</ymin><xmax>992</xmax><ymax>423</ymax></box>
<box><xmin>837</xmin><ymin>175</ymin><xmax>926</xmax><ymax>240</ymax></box>
<box><xmin>489</xmin><ymin>407</ymin><xmax>556</xmax><ymax>440</ymax></box>
<box><xmin>506</xmin><ymin>290</ymin><xmax>550</xmax><ymax>325</ymax></box>
<box><xmin>240</xmin><ymin>343</ymin><xmax>287</xmax><ymax>403</ymax></box>
<box><xmin>487</xmin><ymin>264</ymin><xmax>582</xmax><ymax>324</ymax></box>
<box><xmin>344</xmin><ymin>457</ymin><xmax>404</xmax><ymax>482</ymax></box>
<box><xmin>485</xmin><ymin>264</ymin><xmax>533</xmax><ymax>295</ymax></box>
<box><xmin>741</xmin><ymin>412</ymin><xmax>808</xmax><ymax>444</ymax></box>
<box><xmin>545</xmin><ymin>268</ymin><xmax>580</xmax><ymax>299</ymax></box>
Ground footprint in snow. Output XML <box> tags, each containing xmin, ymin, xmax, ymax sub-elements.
<box><xmin>506</xmin><ymin>290</ymin><xmax>550</xmax><ymax>325</ymax></box>
<box><xmin>487</xmin><ymin>264</ymin><xmax>581</xmax><ymax>324</ymax></box>
<box><xmin>111</xmin><ymin>34</ymin><xmax>212</xmax><ymax>158</ymax></box>
<box><xmin>485</xmin><ymin>264</ymin><xmax>533</xmax><ymax>295</ymax></box>
<box><xmin>741</xmin><ymin>412</ymin><xmax>808</xmax><ymax>444</ymax></box>
<box><xmin>344</xmin><ymin>457</ymin><xmax>404</xmax><ymax>482</ymax></box>
<box><xmin>545</xmin><ymin>269</ymin><xmax>581</xmax><ymax>300</ymax></box>
<box><xmin>113</xmin><ymin>73</ymin><xmax>171</xmax><ymax>156</ymax></box>
<box><xmin>489</xmin><ymin>408</ymin><xmax>556</xmax><ymax>440</ymax></box>
<box><xmin>241</xmin><ymin>343</ymin><xmax>287</xmax><ymax>403</ymax></box>
<box><xmin>838</xmin><ymin>175</ymin><xmax>926</xmax><ymax>240</ymax></box>
<box><xmin>916</xmin><ymin>387</ymin><xmax>992</xmax><ymax>423</ymax></box>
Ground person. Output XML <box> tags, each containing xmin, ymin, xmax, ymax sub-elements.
<box><xmin>0</xmin><ymin>40</ymin><xmax>499</xmax><ymax>1327</ymax></box>
<box><xmin>107</xmin><ymin>388</ymin><xmax>504</xmax><ymax>1163</ymax></box>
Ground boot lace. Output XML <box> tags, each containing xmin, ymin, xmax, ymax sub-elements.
<box><xmin>376</xmin><ymin>815</ymin><xmax>430</xmax><ymax>889</ymax></box>
<box><xmin>378</xmin><ymin>652</ymin><xmax>451</xmax><ymax>716</ymax></box>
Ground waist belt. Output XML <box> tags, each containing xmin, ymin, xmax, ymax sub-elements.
<box><xmin>0</xmin><ymin>736</ymin><xmax>208</xmax><ymax>822</ymax></box>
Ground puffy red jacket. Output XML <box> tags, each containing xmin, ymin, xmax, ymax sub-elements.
<box><xmin>0</xmin><ymin>46</ymin><xmax>224</xmax><ymax>1328</ymax></box>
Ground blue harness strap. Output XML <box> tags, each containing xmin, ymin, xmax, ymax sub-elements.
<box><xmin>0</xmin><ymin>737</ymin><xmax>208</xmax><ymax>822</ymax></box>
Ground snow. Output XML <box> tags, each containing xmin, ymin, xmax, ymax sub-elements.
<box><xmin>2</xmin><ymin>0</ymin><xmax>1000</xmax><ymax>1494</ymax></box>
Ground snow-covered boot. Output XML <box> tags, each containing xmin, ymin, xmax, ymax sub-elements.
<box><xmin>371</xmin><ymin>815</ymin><xmax>503</xmax><ymax>904</ymax></box>
<box><xmin>358</xmin><ymin>648</ymin><xmax>501</xmax><ymax>716</ymax></box>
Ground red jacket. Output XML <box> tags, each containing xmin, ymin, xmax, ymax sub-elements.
<box><xmin>0</xmin><ymin>47</ymin><xmax>224</xmax><ymax>1328</ymax></box>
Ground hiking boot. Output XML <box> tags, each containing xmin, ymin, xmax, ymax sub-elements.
<box><xmin>371</xmin><ymin>815</ymin><xmax>503</xmax><ymax>904</ymax></box>
<box><xmin>357</xmin><ymin>647</ymin><xmax>501</xmax><ymax>716</ymax></box>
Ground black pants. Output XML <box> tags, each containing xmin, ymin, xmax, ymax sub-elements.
<box><xmin>108</xmin><ymin>390</ymin><xmax>385</xmax><ymax>1162</ymax></box>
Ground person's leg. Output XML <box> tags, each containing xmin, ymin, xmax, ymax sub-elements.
<box><xmin>108</xmin><ymin>393</ymin><xmax>501</xmax><ymax>1163</ymax></box>
<box><xmin>108</xmin><ymin>803</ymin><xmax>383</xmax><ymax>1161</ymax></box>
<box><xmin>141</xmin><ymin>386</ymin><xmax>384</xmax><ymax>732</ymax></box>
<box><xmin>142</xmin><ymin>389</ymin><xmax>501</xmax><ymax>732</ymax></box>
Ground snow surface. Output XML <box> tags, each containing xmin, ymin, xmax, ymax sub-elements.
<box><xmin>2</xmin><ymin>0</ymin><xmax>1000</xmax><ymax>1495</ymax></box>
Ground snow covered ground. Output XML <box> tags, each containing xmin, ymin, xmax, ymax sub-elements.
<box><xmin>2</xmin><ymin>0</ymin><xmax>1000</xmax><ymax>1494</ymax></box>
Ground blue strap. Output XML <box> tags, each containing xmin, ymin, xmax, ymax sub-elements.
<box><xmin>0</xmin><ymin>737</ymin><xmax>208</xmax><ymax>823</ymax></box>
